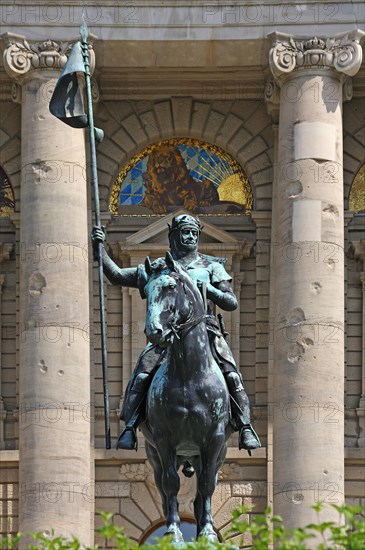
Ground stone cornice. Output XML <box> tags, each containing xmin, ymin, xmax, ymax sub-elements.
<box><xmin>269</xmin><ymin>30</ymin><xmax>364</xmax><ymax>83</ymax></box>
<box><xmin>1</xmin><ymin>32</ymin><xmax>95</xmax><ymax>81</ymax></box>
<box><xmin>250</xmin><ymin>211</ymin><xmax>272</xmax><ymax>227</ymax></box>
<box><xmin>97</xmin><ymin>66</ymin><xmax>266</xmax><ymax>101</ymax></box>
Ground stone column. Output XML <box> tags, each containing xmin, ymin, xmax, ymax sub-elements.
<box><xmin>2</xmin><ymin>34</ymin><xmax>93</xmax><ymax>544</ymax></box>
<box><xmin>268</xmin><ymin>31</ymin><xmax>363</xmax><ymax>530</ymax></box>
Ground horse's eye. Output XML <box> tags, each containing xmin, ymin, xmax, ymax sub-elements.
<box><xmin>168</xmin><ymin>282</ymin><xmax>176</xmax><ymax>289</ymax></box>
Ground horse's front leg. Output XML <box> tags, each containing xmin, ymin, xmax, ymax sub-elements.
<box><xmin>158</xmin><ymin>444</ymin><xmax>184</xmax><ymax>543</ymax></box>
<box><xmin>196</xmin><ymin>438</ymin><xmax>226</xmax><ymax>541</ymax></box>
<box><xmin>145</xmin><ymin>442</ymin><xmax>168</xmax><ymax>518</ymax></box>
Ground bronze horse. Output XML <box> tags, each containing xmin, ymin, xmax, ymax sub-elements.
<box><xmin>140</xmin><ymin>252</ymin><xmax>233</xmax><ymax>542</ymax></box>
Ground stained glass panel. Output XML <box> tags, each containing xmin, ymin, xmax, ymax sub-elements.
<box><xmin>110</xmin><ymin>138</ymin><xmax>253</xmax><ymax>215</ymax></box>
<box><xmin>349</xmin><ymin>164</ymin><xmax>365</xmax><ymax>213</ymax></box>
<box><xmin>0</xmin><ymin>167</ymin><xmax>15</xmax><ymax>217</ymax></box>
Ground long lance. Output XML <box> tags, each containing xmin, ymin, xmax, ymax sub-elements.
<box><xmin>80</xmin><ymin>19</ymin><xmax>111</xmax><ymax>449</ymax></box>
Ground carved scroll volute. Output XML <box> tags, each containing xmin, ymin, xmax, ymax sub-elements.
<box><xmin>2</xmin><ymin>33</ymin><xmax>95</xmax><ymax>81</ymax></box>
<box><xmin>269</xmin><ymin>31</ymin><xmax>364</xmax><ymax>83</ymax></box>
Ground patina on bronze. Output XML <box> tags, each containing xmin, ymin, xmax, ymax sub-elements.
<box><xmin>91</xmin><ymin>215</ymin><xmax>260</xmax><ymax>540</ymax></box>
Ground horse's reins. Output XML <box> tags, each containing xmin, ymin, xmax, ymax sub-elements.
<box><xmin>170</xmin><ymin>278</ymin><xmax>206</xmax><ymax>344</ymax></box>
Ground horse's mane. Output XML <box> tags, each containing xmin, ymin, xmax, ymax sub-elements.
<box><xmin>150</xmin><ymin>257</ymin><xmax>189</xmax><ymax>277</ymax></box>
<box><xmin>149</xmin><ymin>258</ymin><xmax>168</xmax><ymax>272</ymax></box>
<box><xmin>148</xmin><ymin>257</ymin><xmax>202</xmax><ymax>302</ymax></box>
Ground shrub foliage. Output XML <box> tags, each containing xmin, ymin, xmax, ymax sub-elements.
<box><xmin>1</xmin><ymin>503</ymin><xmax>364</xmax><ymax>549</ymax></box>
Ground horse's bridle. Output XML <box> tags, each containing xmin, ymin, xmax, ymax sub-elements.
<box><xmin>169</xmin><ymin>276</ymin><xmax>206</xmax><ymax>341</ymax></box>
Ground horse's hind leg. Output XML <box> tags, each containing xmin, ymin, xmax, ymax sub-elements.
<box><xmin>157</xmin><ymin>444</ymin><xmax>183</xmax><ymax>542</ymax></box>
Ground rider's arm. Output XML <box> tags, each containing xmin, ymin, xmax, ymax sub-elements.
<box><xmin>206</xmin><ymin>280</ymin><xmax>238</xmax><ymax>311</ymax></box>
<box><xmin>91</xmin><ymin>227</ymin><xmax>139</xmax><ymax>287</ymax></box>
<box><xmin>102</xmin><ymin>249</ymin><xmax>139</xmax><ymax>287</ymax></box>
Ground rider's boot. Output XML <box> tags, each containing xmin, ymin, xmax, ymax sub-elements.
<box><xmin>116</xmin><ymin>373</ymin><xmax>151</xmax><ymax>451</ymax></box>
<box><xmin>224</xmin><ymin>372</ymin><xmax>261</xmax><ymax>452</ymax></box>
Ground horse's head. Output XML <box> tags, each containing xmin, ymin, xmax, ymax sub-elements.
<box><xmin>144</xmin><ymin>252</ymin><xmax>204</xmax><ymax>347</ymax></box>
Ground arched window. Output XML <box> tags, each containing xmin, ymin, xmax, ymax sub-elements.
<box><xmin>141</xmin><ymin>520</ymin><xmax>197</xmax><ymax>544</ymax></box>
<box><xmin>348</xmin><ymin>164</ymin><xmax>365</xmax><ymax>213</ymax></box>
<box><xmin>0</xmin><ymin>167</ymin><xmax>15</xmax><ymax>216</ymax></box>
<box><xmin>110</xmin><ymin>138</ymin><xmax>253</xmax><ymax>216</ymax></box>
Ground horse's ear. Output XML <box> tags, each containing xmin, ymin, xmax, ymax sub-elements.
<box><xmin>145</xmin><ymin>256</ymin><xmax>152</xmax><ymax>276</ymax></box>
<box><xmin>165</xmin><ymin>251</ymin><xmax>177</xmax><ymax>272</ymax></box>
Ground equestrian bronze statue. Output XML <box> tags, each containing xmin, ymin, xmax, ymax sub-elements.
<box><xmin>91</xmin><ymin>215</ymin><xmax>260</xmax><ymax>540</ymax></box>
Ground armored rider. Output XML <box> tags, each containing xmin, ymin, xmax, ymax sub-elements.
<box><xmin>92</xmin><ymin>215</ymin><xmax>261</xmax><ymax>453</ymax></box>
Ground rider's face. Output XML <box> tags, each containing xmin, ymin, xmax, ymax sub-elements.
<box><xmin>180</xmin><ymin>228</ymin><xmax>199</xmax><ymax>249</ymax></box>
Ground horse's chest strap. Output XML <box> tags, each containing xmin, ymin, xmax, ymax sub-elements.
<box><xmin>172</xmin><ymin>313</ymin><xmax>206</xmax><ymax>339</ymax></box>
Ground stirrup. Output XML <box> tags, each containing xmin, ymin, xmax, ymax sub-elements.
<box><xmin>239</xmin><ymin>424</ymin><xmax>261</xmax><ymax>454</ymax></box>
<box><xmin>116</xmin><ymin>427</ymin><xmax>138</xmax><ymax>451</ymax></box>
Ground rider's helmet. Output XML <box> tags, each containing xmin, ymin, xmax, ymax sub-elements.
<box><xmin>168</xmin><ymin>215</ymin><xmax>203</xmax><ymax>250</ymax></box>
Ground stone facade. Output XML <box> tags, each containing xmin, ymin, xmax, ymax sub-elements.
<box><xmin>0</xmin><ymin>1</ymin><xmax>364</xmax><ymax>546</ymax></box>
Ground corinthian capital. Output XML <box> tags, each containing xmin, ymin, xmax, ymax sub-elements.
<box><xmin>269</xmin><ymin>30</ymin><xmax>364</xmax><ymax>82</ymax></box>
<box><xmin>1</xmin><ymin>33</ymin><xmax>95</xmax><ymax>81</ymax></box>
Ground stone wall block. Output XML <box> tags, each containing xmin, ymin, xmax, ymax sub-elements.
<box><xmin>111</xmin><ymin>126</ymin><xmax>136</xmax><ymax>154</ymax></box>
<box><xmin>122</xmin><ymin>114</ymin><xmax>148</xmax><ymax>147</ymax></box>
<box><xmin>130</xmin><ymin>482</ymin><xmax>161</xmax><ymax>523</ymax></box>
<box><xmin>139</xmin><ymin>110</ymin><xmax>161</xmax><ymax>141</ymax></box>
<box><xmin>171</xmin><ymin>97</ymin><xmax>193</xmax><ymax>133</ymax></box>
<box><xmin>213</xmin><ymin>496</ymin><xmax>242</xmax><ymax>530</ymax></box>
<box><xmin>211</xmin><ymin>482</ymin><xmax>232</xmax><ymax>515</ymax></box>
<box><xmin>190</xmin><ymin>101</ymin><xmax>210</xmax><ymax>135</ymax></box>
<box><xmin>216</xmin><ymin>114</ymin><xmax>242</xmax><ymax>144</ymax></box>
<box><xmin>203</xmin><ymin>110</ymin><xmax>225</xmax><ymax>141</ymax></box>
<box><xmin>153</xmin><ymin>101</ymin><xmax>174</xmax><ymax>137</ymax></box>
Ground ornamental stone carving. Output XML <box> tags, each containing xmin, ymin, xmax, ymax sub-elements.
<box><xmin>11</xmin><ymin>82</ymin><xmax>21</xmax><ymax>103</ymax></box>
<box><xmin>119</xmin><ymin>462</ymin><xmax>148</xmax><ymax>481</ymax></box>
<box><xmin>264</xmin><ymin>78</ymin><xmax>280</xmax><ymax>110</ymax></box>
<box><xmin>269</xmin><ymin>31</ymin><xmax>364</xmax><ymax>82</ymax></box>
<box><xmin>264</xmin><ymin>77</ymin><xmax>281</xmax><ymax>121</ymax></box>
<box><xmin>2</xmin><ymin>32</ymin><xmax>95</xmax><ymax>81</ymax></box>
<box><xmin>218</xmin><ymin>461</ymin><xmax>243</xmax><ymax>481</ymax></box>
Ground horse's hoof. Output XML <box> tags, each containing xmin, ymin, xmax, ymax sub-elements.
<box><xmin>164</xmin><ymin>526</ymin><xmax>184</xmax><ymax>543</ymax></box>
<box><xmin>198</xmin><ymin>526</ymin><xmax>218</xmax><ymax>542</ymax></box>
